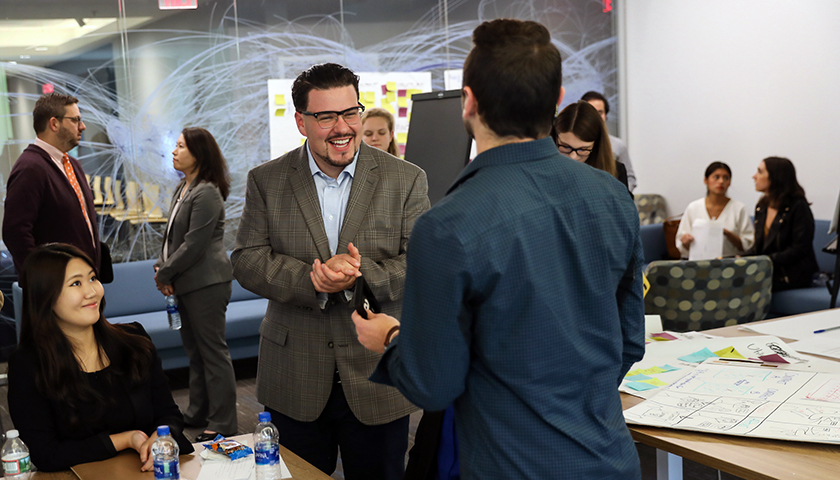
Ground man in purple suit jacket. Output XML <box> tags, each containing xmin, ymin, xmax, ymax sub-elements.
<box><xmin>3</xmin><ymin>93</ymin><xmax>100</xmax><ymax>275</ymax></box>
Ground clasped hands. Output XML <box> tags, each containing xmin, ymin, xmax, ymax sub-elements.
<box><xmin>153</xmin><ymin>266</ymin><xmax>175</xmax><ymax>296</ymax></box>
<box><xmin>311</xmin><ymin>242</ymin><xmax>363</xmax><ymax>293</ymax></box>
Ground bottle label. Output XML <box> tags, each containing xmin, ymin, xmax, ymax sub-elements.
<box><xmin>3</xmin><ymin>455</ymin><xmax>31</xmax><ymax>475</ymax></box>
<box><xmin>154</xmin><ymin>459</ymin><xmax>180</xmax><ymax>479</ymax></box>
<box><xmin>255</xmin><ymin>444</ymin><xmax>279</xmax><ymax>466</ymax></box>
<box><xmin>166</xmin><ymin>304</ymin><xmax>178</xmax><ymax>314</ymax></box>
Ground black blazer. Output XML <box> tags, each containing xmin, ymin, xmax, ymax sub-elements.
<box><xmin>747</xmin><ymin>197</ymin><xmax>818</xmax><ymax>290</ymax></box>
<box><xmin>7</xmin><ymin>323</ymin><xmax>193</xmax><ymax>471</ymax></box>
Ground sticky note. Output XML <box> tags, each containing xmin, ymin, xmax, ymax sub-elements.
<box><xmin>678</xmin><ymin>347</ymin><xmax>719</xmax><ymax>363</ymax></box>
<box><xmin>639</xmin><ymin>378</ymin><xmax>669</xmax><ymax>387</ymax></box>
<box><xmin>381</xmin><ymin>85</ymin><xmax>388</xmax><ymax>95</ymax></box>
<box><xmin>398</xmin><ymin>89</ymin><xmax>407</xmax><ymax>97</ymax></box>
<box><xmin>407</xmin><ymin>89</ymin><xmax>422</xmax><ymax>98</ymax></box>
<box><xmin>650</xmin><ymin>332</ymin><xmax>678</xmax><ymax>341</ymax></box>
<box><xmin>274</xmin><ymin>94</ymin><xmax>285</xmax><ymax>105</ymax></box>
<box><xmin>625</xmin><ymin>374</ymin><xmax>652</xmax><ymax>381</ymax></box>
<box><xmin>386</xmin><ymin>81</ymin><xmax>397</xmax><ymax>92</ymax></box>
<box><xmin>399</xmin><ymin>144</ymin><xmax>406</xmax><ymax>156</ymax></box>
<box><xmin>643</xmin><ymin>274</ymin><xmax>650</xmax><ymax>297</ymax></box>
<box><xmin>274</xmin><ymin>108</ymin><xmax>285</xmax><ymax>117</ymax></box>
<box><xmin>659</xmin><ymin>364</ymin><xmax>681</xmax><ymax>373</ymax></box>
<box><xmin>636</xmin><ymin>366</ymin><xmax>666</xmax><ymax>376</ymax></box>
<box><xmin>363</xmin><ymin>91</ymin><xmax>376</xmax><ymax>104</ymax></box>
<box><xmin>397</xmin><ymin>132</ymin><xmax>408</xmax><ymax>144</ymax></box>
<box><xmin>397</xmin><ymin>97</ymin><xmax>408</xmax><ymax>108</ymax></box>
<box><xmin>758</xmin><ymin>354</ymin><xmax>789</xmax><ymax>364</ymax></box>
<box><xmin>300</xmin><ymin>138</ymin><xmax>306</xmax><ymax>145</ymax></box>
<box><xmin>382</xmin><ymin>102</ymin><xmax>395</xmax><ymax>114</ymax></box>
<box><xmin>626</xmin><ymin>381</ymin><xmax>659</xmax><ymax>392</ymax></box>
<box><xmin>714</xmin><ymin>346</ymin><xmax>746</xmax><ymax>359</ymax></box>
<box><xmin>398</xmin><ymin>107</ymin><xmax>408</xmax><ymax>118</ymax></box>
<box><xmin>386</xmin><ymin>91</ymin><xmax>396</xmax><ymax>103</ymax></box>
<box><xmin>625</xmin><ymin>369</ymin><xmax>642</xmax><ymax>378</ymax></box>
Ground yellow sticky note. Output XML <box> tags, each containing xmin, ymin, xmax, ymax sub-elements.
<box><xmin>274</xmin><ymin>108</ymin><xmax>285</xmax><ymax>117</ymax></box>
<box><xmin>397</xmin><ymin>133</ymin><xmax>408</xmax><ymax>144</ymax></box>
<box><xmin>275</xmin><ymin>94</ymin><xmax>285</xmax><ymax>105</ymax></box>
<box><xmin>364</xmin><ymin>91</ymin><xmax>376</xmax><ymax>104</ymax></box>
<box><xmin>382</xmin><ymin>102</ymin><xmax>395</xmax><ymax>113</ymax></box>
<box><xmin>386</xmin><ymin>81</ymin><xmax>397</xmax><ymax>92</ymax></box>
<box><xmin>386</xmin><ymin>91</ymin><xmax>396</xmax><ymax>103</ymax></box>
<box><xmin>301</xmin><ymin>138</ymin><xmax>307</xmax><ymax>145</ymax></box>
<box><xmin>397</xmin><ymin>97</ymin><xmax>408</xmax><ymax>108</ymax></box>
<box><xmin>624</xmin><ymin>369</ymin><xmax>642</xmax><ymax>378</ymax></box>
<box><xmin>643</xmin><ymin>274</ymin><xmax>650</xmax><ymax>298</ymax></box>
<box><xmin>637</xmin><ymin>366</ymin><xmax>666</xmax><ymax>376</ymax></box>
<box><xmin>714</xmin><ymin>346</ymin><xmax>746</xmax><ymax>359</ymax></box>
<box><xmin>407</xmin><ymin>89</ymin><xmax>422</xmax><ymax>98</ymax></box>
<box><xmin>639</xmin><ymin>378</ymin><xmax>669</xmax><ymax>387</ymax></box>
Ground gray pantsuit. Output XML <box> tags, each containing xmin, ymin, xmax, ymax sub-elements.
<box><xmin>155</xmin><ymin>179</ymin><xmax>238</xmax><ymax>435</ymax></box>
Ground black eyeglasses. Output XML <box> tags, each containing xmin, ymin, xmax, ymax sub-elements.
<box><xmin>56</xmin><ymin>116</ymin><xmax>83</xmax><ymax>125</ymax></box>
<box><xmin>557</xmin><ymin>142</ymin><xmax>592</xmax><ymax>158</ymax></box>
<box><xmin>299</xmin><ymin>104</ymin><xmax>365</xmax><ymax>129</ymax></box>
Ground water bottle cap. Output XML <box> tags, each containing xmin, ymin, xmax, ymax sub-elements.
<box><xmin>156</xmin><ymin>425</ymin><xmax>170</xmax><ymax>436</ymax></box>
<box><xmin>5</xmin><ymin>430</ymin><xmax>18</xmax><ymax>439</ymax></box>
<box><xmin>258</xmin><ymin>412</ymin><xmax>271</xmax><ymax>423</ymax></box>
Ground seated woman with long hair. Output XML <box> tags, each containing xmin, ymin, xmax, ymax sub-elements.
<box><xmin>551</xmin><ymin>100</ymin><xmax>630</xmax><ymax>191</ymax></box>
<box><xmin>675</xmin><ymin>162</ymin><xmax>755</xmax><ymax>258</ymax></box>
<box><xmin>7</xmin><ymin>244</ymin><xmax>194</xmax><ymax>472</ymax></box>
<box><xmin>745</xmin><ymin>156</ymin><xmax>818</xmax><ymax>291</ymax></box>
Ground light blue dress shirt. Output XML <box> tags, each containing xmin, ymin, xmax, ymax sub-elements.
<box><xmin>306</xmin><ymin>141</ymin><xmax>359</xmax><ymax>307</ymax></box>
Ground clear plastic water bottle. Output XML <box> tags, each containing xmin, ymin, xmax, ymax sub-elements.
<box><xmin>254</xmin><ymin>412</ymin><xmax>281</xmax><ymax>480</ymax></box>
<box><xmin>165</xmin><ymin>295</ymin><xmax>181</xmax><ymax>330</ymax></box>
<box><xmin>151</xmin><ymin>425</ymin><xmax>180</xmax><ymax>480</ymax></box>
<box><xmin>1</xmin><ymin>430</ymin><xmax>31</xmax><ymax>477</ymax></box>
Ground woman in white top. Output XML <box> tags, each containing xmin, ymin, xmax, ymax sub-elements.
<box><xmin>676</xmin><ymin>162</ymin><xmax>755</xmax><ymax>258</ymax></box>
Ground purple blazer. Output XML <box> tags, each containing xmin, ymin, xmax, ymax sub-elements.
<box><xmin>3</xmin><ymin>144</ymin><xmax>100</xmax><ymax>274</ymax></box>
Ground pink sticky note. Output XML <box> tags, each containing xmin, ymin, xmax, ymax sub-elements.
<box><xmin>399</xmin><ymin>144</ymin><xmax>406</xmax><ymax>155</ymax></box>
<box><xmin>758</xmin><ymin>354</ymin><xmax>789</xmax><ymax>364</ymax></box>
<box><xmin>381</xmin><ymin>85</ymin><xmax>388</xmax><ymax>95</ymax></box>
<box><xmin>650</xmin><ymin>332</ymin><xmax>678</xmax><ymax>340</ymax></box>
<box><xmin>399</xmin><ymin>107</ymin><xmax>408</xmax><ymax>118</ymax></box>
<box><xmin>398</xmin><ymin>89</ymin><xmax>407</xmax><ymax>97</ymax></box>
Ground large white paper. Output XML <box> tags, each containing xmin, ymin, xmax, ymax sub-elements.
<box><xmin>196</xmin><ymin>459</ymin><xmax>254</xmax><ymax>480</ymax></box>
<box><xmin>789</xmin><ymin>336</ymin><xmax>840</xmax><ymax>360</ymax></box>
<box><xmin>624</xmin><ymin>362</ymin><xmax>840</xmax><ymax>445</ymax></box>
<box><xmin>688</xmin><ymin>219</ymin><xmax>724</xmax><ymax>261</ymax></box>
<box><xmin>741</xmin><ymin>309</ymin><xmax>840</xmax><ymax>341</ymax></box>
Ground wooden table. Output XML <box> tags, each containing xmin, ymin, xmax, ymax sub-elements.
<box><xmin>33</xmin><ymin>434</ymin><xmax>331</xmax><ymax>479</ymax></box>
<box><xmin>622</xmin><ymin>315</ymin><xmax>840</xmax><ymax>480</ymax></box>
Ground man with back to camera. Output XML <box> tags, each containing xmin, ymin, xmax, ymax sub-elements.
<box><xmin>582</xmin><ymin>90</ymin><xmax>638</xmax><ymax>192</ymax></box>
<box><xmin>231</xmin><ymin>63</ymin><xmax>430</xmax><ymax>480</ymax></box>
<box><xmin>352</xmin><ymin>19</ymin><xmax>645</xmax><ymax>479</ymax></box>
<box><xmin>3</xmin><ymin>93</ymin><xmax>102</xmax><ymax>275</ymax></box>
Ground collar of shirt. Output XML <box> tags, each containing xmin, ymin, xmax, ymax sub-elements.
<box><xmin>449</xmin><ymin>137</ymin><xmax>559</xmax><ymax>195</ymax></box>
<box><xmin>34</xmin><ymin>137</ymin><xmax>69</xmax><ymax>174</ymax></box>
<box><xmin>306</xmin><ymin>140</ymin><xmax>359</xmax><ymax>183</ymax></box>
<box><xmin>305</xmin><ymin>141</ymin><xmax>359</xmax><ymax>255</ymax></box>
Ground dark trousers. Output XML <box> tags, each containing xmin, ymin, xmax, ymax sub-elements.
<box><xmin>266</xmin><ymin>377</ymin><xmax>409</xmax><ymax>480</ymax></box>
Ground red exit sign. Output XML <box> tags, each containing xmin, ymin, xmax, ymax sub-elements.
<box><xmin>159</xmin><ymin>0</ymin><xmax>197</xmax><ymax>10</ymax></box>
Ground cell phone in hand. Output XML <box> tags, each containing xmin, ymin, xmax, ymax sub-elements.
<box><xmin>354</xmin><ymin>276</ymin><xmax>381</xmax><ymax>319</ymax></box>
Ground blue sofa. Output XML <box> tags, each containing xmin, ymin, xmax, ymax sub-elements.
<box><xmin>638</xmin><ymin>220</ymin><xmax>838</xmax><ymax>317</ymax></box>
<box><xmin>13</xmin><ymin>258</ymin><xmax>268</xmax><ymax>370</ymax></box>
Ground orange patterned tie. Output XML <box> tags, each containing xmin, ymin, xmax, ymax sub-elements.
<box><xmin>62</xmin><ymin>153</ymin><xmax>95</xmax><ymax>245</ymax></box>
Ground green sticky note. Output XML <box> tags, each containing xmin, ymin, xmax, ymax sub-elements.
<box><xmin>274</xmin><ymin>108</ymin><xmax>285</xmax><ymax>117</ymax></box>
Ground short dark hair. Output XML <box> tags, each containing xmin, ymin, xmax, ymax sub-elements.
<box><xmin>463</xmin><ymin>19</ymin><xmax>562</xmax><ymax>139</ymax></box>
<box><xmin>33</xmin><ymin>93</ymin><xmax>79</xmax><ymax>134</ymax></box>
<box><xmin>760</xmin><ymin>156</ymin><xmax>807</xmax><ymax>208</ymax></box>
<box><xmin>181</xmin><ymin>127</ymin><xmax>231</xmax><ymax>200</ymax></box>
<box><xmin>291</xmin><ymin>63</ymin><xmax>360</xmax><ymax>112</ymax></box>
<box><xmin>552</xmin><ymin>101</ymin><xmax>616</xmax><ymax>177</ymax></box>
<box><xmin>581</xmin><ymin>91</ymin><xmax>610</xmax><ymax>116</ymax></box>
<box><xmin>704</xmin><ymin>162</ymin><xmax>731</xmax><ymax>179</ymax></box>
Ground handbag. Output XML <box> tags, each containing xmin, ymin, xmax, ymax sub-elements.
<box><xmin>663</xmin><ymin>215</ymin><xmax>682</xmax><ymax>260</ymax></box>
<box><xmin>99</xmin><ymin>241</ymin><xmax>114</xmax><ymax>284</ymax></box>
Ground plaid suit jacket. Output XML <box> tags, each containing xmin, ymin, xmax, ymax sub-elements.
<box><xmin>232</xmin><ymin>142</ymin><xmax>430</xmax><ymax>425</ymax></box>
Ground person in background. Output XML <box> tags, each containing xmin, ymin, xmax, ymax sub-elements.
<box><xmin>361</xmin><ymin>107</ymin><xmax>399</xmax><ymax>156</ymax></box>
<box><xmin>352</xmin><ymin>19</ymin><xmax>643</xmax><ymax>480</ymax></box>
<box><xmin>553</xmin><ymin>100</ymin><xmax>631</xmax><ymax>192</ymax></box>
<box><xmin>8</xmin><ymin>244</ymin><xmax>193</xmax><ymax>472</ymax></box>
<box><xmin>746</xmin><ymin>156</ymin><xmax>818</xmax><ymax>291</ymax></box>
<box><xmin>581</xmin><ymin>90</ymin><xmax>637</xmax><ymax>192</ymax></box>
<box><xmin>676</xmin><ymin>162</ymin><xmax>755</xmax><ymax>258</ymax></box>
<box><xmin>3</xmin><ymin>93</ymin><xmax>102</xmax><ymax>276</ymax></box>
<box><xmin>154</xmin><ymin>127</ymin><xmax>238</xmax><ymax>442</ymax></box>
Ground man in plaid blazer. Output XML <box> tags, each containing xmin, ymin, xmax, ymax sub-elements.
<box><xmin>232</xmin><ymin>63</ymin><xmax>429</xmax><ymax>480</ymax></box>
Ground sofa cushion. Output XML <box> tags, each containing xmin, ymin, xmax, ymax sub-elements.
<box><xmin>770</xmin><ymin>287</ymin><xmax>832</xmax><ymax>316</ymax></box>
<box><xmin>639</xmin><ymin>223</ymin><xmax>668</xmax><ymax>265</ymax></box>
<box><xmin>103</xmin><ymin>259</ymin><xmax>160</xmax><ymax>318</ymax></box>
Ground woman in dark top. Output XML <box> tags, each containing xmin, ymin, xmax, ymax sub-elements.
<box><xmin>7</xmin><ymin>244</ymin><xmax>193</xmax><ymax>472</ymax></box>
<box><xmin>746</xmin><ymin>156</ymin><xmax>818</xmax><ymax>291</ymax></box>
<box><xmin>551</xmin><ymin>100</ymin><xmax>632</xmax><ymax>195</ymax></box>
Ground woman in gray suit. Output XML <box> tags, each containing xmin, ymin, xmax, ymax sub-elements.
<box><xmin>154</xmin><ymin>127</ymin><xmax>237</xmax><ymax>441</ymax></box>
